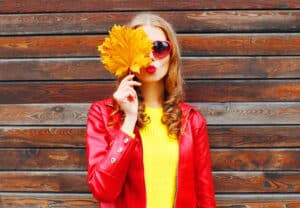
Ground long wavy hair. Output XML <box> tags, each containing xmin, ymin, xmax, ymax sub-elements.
<box><xmin>111</xmin><ymin>13</ymin><xmax>184</xmax><ymax>137</ymax></box>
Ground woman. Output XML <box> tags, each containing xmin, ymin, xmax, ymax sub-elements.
<box><xmin>86</xmin><ymin>13</ymin><xmax>216</xmax><ymax>208</ymax></box>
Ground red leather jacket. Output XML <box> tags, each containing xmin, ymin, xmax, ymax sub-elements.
<box><xmin>86</xmin><ymin>99</ymin><xmax>216</xmax><ymax>208</ymax></box>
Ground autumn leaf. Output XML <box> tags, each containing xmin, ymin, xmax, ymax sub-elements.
<box><xmin>98</xmin><ymin>25</ymin><xmax>152</xmax><ymax>78</ymax></box>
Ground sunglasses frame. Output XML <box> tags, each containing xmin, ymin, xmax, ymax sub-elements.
<box><xmin>152</xmin><ymin>40</ymin><xmax>173</xmax><ymax>59</ymax></box>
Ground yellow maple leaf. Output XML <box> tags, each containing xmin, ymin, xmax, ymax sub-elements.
<box><xmin>98</xmin><ymin>25</ymin><xmax>152</xmax><ymax>78</ymax></box>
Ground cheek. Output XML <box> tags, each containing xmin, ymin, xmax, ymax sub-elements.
<box><xmin>160</xmin><ymin>57</ymin><xmax>170</xmax><ymax>75</ymax></box>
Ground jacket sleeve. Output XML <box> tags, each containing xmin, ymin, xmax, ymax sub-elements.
<box><xmin>191</xmin><ymin>110</ymin><xmax>216</xmax><ymax>208</ymax></box>
<box><xmin>86</xmin><ymin>102</ymin><xmax>138</xmax><ymax>202</ymax></box>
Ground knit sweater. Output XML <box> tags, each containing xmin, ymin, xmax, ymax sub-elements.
<box><xmin>139</xmin><ymin>106</ymin><xmax>179</xmax><ymax>208</ymax></box>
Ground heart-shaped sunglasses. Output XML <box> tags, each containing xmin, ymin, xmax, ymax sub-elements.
<box><xmin>152</xmin><ymin>40</ymin><xmax>172</xmax><ymax>59</ymax></box>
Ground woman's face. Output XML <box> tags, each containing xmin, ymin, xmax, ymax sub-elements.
<box><xmin>135</xmin><ymin>25</ymin><xmax>170</xmax><ymax>83</ymax></box>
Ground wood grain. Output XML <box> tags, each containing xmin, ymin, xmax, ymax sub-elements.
<box><xmin>1</xmin><ymin>57</ymin><xmax>299</xmax><ymax>80</ymax></box>
<box><xmin>0</xmin><ymin>172</ymin><xmax>88</xmax><ymax>192</ymax></box>
<box><xmin>195</xmin><ymin>102</ymin><xmax>300</xmax><ymax>125</ymax></box>
<box><xmin>1</xmin><ymin>11</ymin><xmax>299</xmax><ymax>35</ymax></box>
<box><xmin>0</xmin><ymin>103</ymin><xmax>89</xmax><ymax>125</ymax></box>
<box><xmin>214</xmin><ymin>172</ymin><xmax>300</xmax><ymax>193</ymax></box>
<box><xmin>0</xmin><ymin>149</ymin><xmax>86</xmax><ymax>170</ymax></box>
<box><xmin>0</xmin><ymin>194</ymin><xmax>300</xmax><ymax>208</ymax></box>
<box><xmin>0</xmin><ymin>58</ymin><xmax>112</xmax><ymax>81</ymax></box>
<box><xmin>0</xmin><ymin>172</ymin><xmax>299</xmax><ymax>193</ymax></box>
<box><xmin>1</xmin><ymin>126</ymin><xmax>299</xmax><ymax>148</ymax></box>
<box><xmin>208</xmin><ymin>126</ymin><xmax>300</xmax><ymax>148</ymax></box>
<box><xmin>0</xmin><ymin>127</ymin><xmax>85</xmax><ymax>148</ymax></box>
<box><xmin>1</xmin><ymin>0</ymin><xmax>299</xmax><ymax>13</ymax></box>
<box><xmin>217</xmin><ymin>195</ymin><xmax>300</xmax><ymax>208</ymax></box>
<box><xmin>0</xmin><ymin>194</ymin><xmax>98</xmax><ymax>208</ymax></box>
<box><xmin>0</xmin><ymin>80</ymin><xmax>299</xmax><ymax>103</ymax></box>
<box><xmin>0</xmin><ymin>148</ymin><xmax>299</xmax><ymax>171</ymax></box>
<box><xmin>0</xmin><ymin>103</ymin><xmax>299</xmax><ymax>125</ymax></box>
<box><xmin>1</xmin><ymin>34</ymin><xmax>300</xmax><ymax>58</ymax></box>
<box><xmin>212</xmin><ymin>149</ymin><xmax>300</xmax><ymax>171</ymax></box>
<box><xmin>185</xmin><ymin>80</ymin><xmax>300</xmax><ymax>102</ymax></box>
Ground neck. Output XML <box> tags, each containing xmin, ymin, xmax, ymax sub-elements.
<box><xmin>140</xmin><ymin>80</ymin><xmax>164</xmax><ymax>108</ymax></box>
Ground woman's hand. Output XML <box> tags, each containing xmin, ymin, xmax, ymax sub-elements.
<box><xmin>113</xmin><ymin>75</ymin><xmax>141</xmax><ymax>132</ymax></box>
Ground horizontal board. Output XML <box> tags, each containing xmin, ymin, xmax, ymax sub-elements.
<box><xmin>0</xmin><ymin>103</ymin><xmax>88</xmax><ymax>125</ymax></box>
<box><xmin>1</xmin><ymin>57</ymin><xmax>300</xmax><ymax>80</ymax></box>
<box><xmin>0</xmin><ymin>102</ymin><xmax>299</xmax><ymax>125</ymax></box>
<box><xmin>196</xmin><ymin>102</ymin><xmax>300</xmax><ymax>125</ymax></box>
<box><xmin>1</xmin><ymin>11</ymin><xmax>299</xmax><ymax>35</ymax></box>
<box><xmin>0</xmin><ymin>172</ymin><xmax>88</xmax><ymax>192</ymax></box>
<box><xmin>0</xmin><ymin>80</ymin><xmax>299</xmax><ymax>103</ymax></box>
<box><xmin>185</xmin><ymin>80</ymin><xmax>300</xmax><ymax>102</ymax></box>
<box><xmin>0</xmin><ymin>194</ymin><xmax>98</xmax><ymax>208</ymax></box>
<box><xmin>1</xmin><ymin>34</ymin><xmax>300</xmax><ymax>58</ymax></box>
<box><xmin>0</xmin><ymin>149</ymin><xmax>86</xmax><ymax>170</ymax></box>
<box><xmin>1</xmin><ymin>126</ymin><xmax>299</xmax><ymax>148</ymax></box>
<box><xmin>0</xmin><ymin>127</ymin><xmax>85</xmax><ymax>148</ymax></box>
<box><xmin>0</xmin><ymin>149</ymin><xmax>299</xmax><ymax>171</ymax></box>
<box><xmin>217</xmin><ymin>195</ymin><xmax>300</xmax><ymax>208</ymax></box>
<box><xmin>0</xmin><ymin>172</ymin><xmax>299</xmax><ymax>193</ymax></box>
<box><xmin>209</xmin><ymin>126</ymin><xmax>300</xmax><ymax>148</ymax></box>
<box><xmin>212</xmin><ymin>149</ymin><xmax>300</xmax><ymax>170</ymax></box>
<box><xmin>215</xmin><ymin>172</ymin><xmax>300</xmax><ymax>193</ymax></box>
<box><xmin>0</xmin><ymin>194</ymin><xmax>299</xmax><ymax>208</ymax></box>
<box><xmin>1</xmin><ymin>0</ymin><xmax>299</xmax><ymax>13</ymax></box>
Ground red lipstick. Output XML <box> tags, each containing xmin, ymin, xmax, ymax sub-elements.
<box><xmin>145</xmin><ymin>65</ymin><xmax>156</xmax><ymax>74</ymax></box>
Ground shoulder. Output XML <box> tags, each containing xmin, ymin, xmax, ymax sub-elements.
<box><xmin>88</xmin><ymin>98</ymin><xmax>114</xmax><ymax>117</ymax></box>
<box><xmin>89</xmin><ymin>98</ymin><xmax>114</xmax><ymax>109</ymax></box>
<box><xmin>179</xmin><ymin>102</ymin><xmax>207</xmax><ymax>127</ymax></box>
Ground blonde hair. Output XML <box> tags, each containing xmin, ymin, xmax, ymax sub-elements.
<box><xmin>112</xmin><ymin>13</ymin><xmax>185</xmax><ymax>137</ymax></box>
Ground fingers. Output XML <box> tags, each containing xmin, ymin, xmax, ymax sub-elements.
<box><xmin>113</xmin><ymin>75</ymin><xmax>140</xmax><ymax>104</ymax></box>
<box><xmin>120</xmin><ymin>75</ymin><xmax>141</xmax><ymax>87</ymax></box>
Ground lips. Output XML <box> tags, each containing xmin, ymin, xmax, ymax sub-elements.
<box><xmin>145</xmin><ymin>65</ymin><xmax>156</xmax><ymax>74</ymax></box>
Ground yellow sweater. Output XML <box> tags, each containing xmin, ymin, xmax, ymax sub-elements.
<box><xmin>139</xmin><ymin>106</ymin><xmax>179</xmax><ymax>208</ymax></box>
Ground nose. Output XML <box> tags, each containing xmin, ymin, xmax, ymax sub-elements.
<box><xmin>149</xmin><ymin>51</ymin><xmax>155</xmax><ymax>61</ymax></box>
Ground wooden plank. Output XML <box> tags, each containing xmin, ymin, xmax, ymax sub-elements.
<box><xmin>212</xmin><ymin>149</ymin><xmax>300</xmax><ymax>171</ymax></box>
<box><xmin>0</xmin><ymin>193</ymin><xmax>98</xmax><ymax>208</ymax></box>
<box><xmin>1</xmin><ymin>11</ymin><xmax>299</xmax><ymax>35</ymax></box>
<box><xmin>0</xmin><ymin>172</ymin><xmax>89</xmax><ymax>192</ymax></box>
<box><xmin>0</xmin><ymin>127</ymin><xmax>85</xmax><ymax>148</ymax></box>
<box><xmin>217</xmin><ymin>195</ymin><xmax>300</xmax><ymax>208</ymax></box>
<box><xmin>1</xmin><ymin>148</ymin><xmax>299</xmax><ymax>171</ymax></box>
<box><xmin>0</xmin><ymin>103</ymin><xmax>89</xmax><ymax>125</ymax></box>
<box><xmin>0</xmin><ymin>194</ymin><xmax>300</xmax><ymax>208</ymax></box>
<box><xmin>0</xmin><ymin>58</ymin><xmax>112</xmax><ymax>81</ymax></box>
<box><xmin>1</xmin><ymin>126</ymin><xmax>299</xmax><ymax>148</ymax></box>
<box><xmin>1</xmin><ymin>57</ymin><xmax>299</xmax><ymax>81</ymax></box>
<box><xmin>0</xmin><ymin>149</ymin><xmax>86</xmax><ymax>170</ymax></box>
<box><xmin>0</xmin><ymin>80</ymin><xmax>299</xmax><ymax>103</ymax></box>
<box><xmin>180</xmin><ymin>34</ymin><xmax>300</xmax><ymax>56</ymax></box>
<box><xmin>208</xmin><ymin>126</ymin><xmax>300</xmax><ymax>148</ymax></box>
<box><xmin>0</xmin><ymin>102</ymin><xmax>299</xmax><ymax>125</ymax></box>
<box><xmin>0</xmin><ymin>82</ymin><xmax>115</xmax><ymax>104</ymax></box>
<box><xmin>184</xmin><ymin>80</ymin><xmax>300</xmax><ymax>102</ymax></box>
<box><xmin>197</xmin><ymin>102</ymin><xmax>300</xmax><ymax>125</ymax></box>
<box><xmin>1</xmin><ymin>34</ymin><xmax>300</xmax><ymax>58</ymax></box>
<box><xmin>214</xmin><ymin>172</ymin><xmax>300</xmax><ymax>193</ymax></box>
<box><xmin>1</xmin><ymin>0</ymin><xmax>299</xmax><ymax>13</ymax></box>
<box><xmin>183</xmin><ymin>57</ymin><xmax>300</xmax><ymax>79</ymax></box>
<box><xmin>0</xmin><ymin>172</ymin><xmax>299</xmax><ymax>193</ymax></box>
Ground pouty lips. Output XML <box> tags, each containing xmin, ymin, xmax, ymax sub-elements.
<box><xmin>145</xmin><ymin>65</ymin><xmax>156</xmax><ymax>74</ymax></box>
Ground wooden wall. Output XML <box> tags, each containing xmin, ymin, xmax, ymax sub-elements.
<box><xmin>0</xmin><ymin>0</ymin><xmax>300</xmax><ymax>207</ymax></box>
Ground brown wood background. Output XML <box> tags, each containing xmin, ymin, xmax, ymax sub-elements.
<box><xmin>0</xmin><ymin>0</ymin><xmax>300</xmax><ymax>207</ymax></box>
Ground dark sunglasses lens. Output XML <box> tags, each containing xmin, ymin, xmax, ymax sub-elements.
<box><xmin>153</xmin><ymin>41</ymin><xmax>170</xmax><ymax>53</ymax></box>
